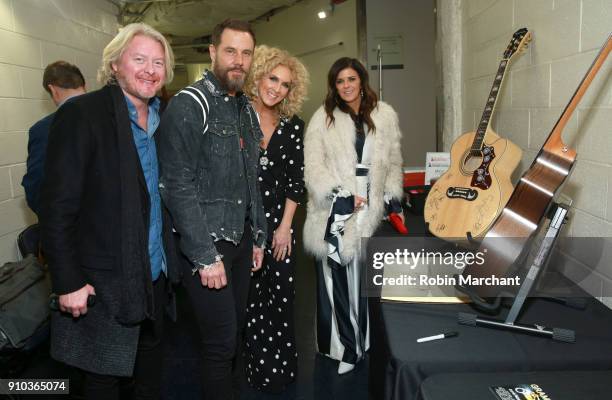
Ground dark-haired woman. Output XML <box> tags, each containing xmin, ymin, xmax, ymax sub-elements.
<box><xmin>303</xmin><ymin>57</ymin><xmax>404</xmax><ymax>374</ymax></box>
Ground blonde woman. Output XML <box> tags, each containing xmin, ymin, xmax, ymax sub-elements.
<box><xmin>243</xmin><ymin>45</ymin><xmax>309</xmax><ymax>393</ymax></box>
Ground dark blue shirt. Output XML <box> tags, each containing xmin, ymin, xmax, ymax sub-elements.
<box><xmin>125</xmin><ymin>95</ymin><xmax>166</xmax><ymax>280</ymax></box>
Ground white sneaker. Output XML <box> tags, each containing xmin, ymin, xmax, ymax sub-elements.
<box><xmin>337</xmin><ymin>361</ymin><xmax>355</xmax><ymax>374</ymax></box>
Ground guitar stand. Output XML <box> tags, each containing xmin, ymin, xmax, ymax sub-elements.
<box><xmin>466</xmin><ymin>231</ymin><xmax>477</xmax><ymax>244</ymax></box>
<box><xmin>456</xmin><ymin>202</ymin><xmax>576</xmax><ymax>343</ymax></box>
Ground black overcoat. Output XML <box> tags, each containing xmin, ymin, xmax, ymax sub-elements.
<box><xmin>39</xmin><ymin>84</ymin><xmax>179</xmax><ymax>376</ymax></box>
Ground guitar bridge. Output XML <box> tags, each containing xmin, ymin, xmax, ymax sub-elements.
<box><xmin>446</xmin><ymin>187</ymin><xmax>478</xmax><ymax>201</ymax></box>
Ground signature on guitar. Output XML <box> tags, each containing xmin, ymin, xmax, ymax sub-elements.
<box><xmin>474</xmin><ymin>195</ymin><xmax>494</xmax><ymax>231</ymax></box>
<box><xmin>427</xmin><ymin>187</ymin><xmax>445</xmax><ymax>211</ymax></box>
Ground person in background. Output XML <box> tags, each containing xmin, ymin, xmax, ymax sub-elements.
<box><xmin>22</xmin><ymin>61</ymin><xmax>86</xmax><ymax>216</ymax></box>
<box><xmin>156</xmin><ymin>19</ymin><xmax>266</xmax><ymax>400</ymax></box>
<box><xmin>303</xmin><ymin>57</ymin><xmax>404</xmax><ymax>374</ymax></box>
<box><xmin>243</xmin><ymin>45</ymin><xmax>309</xmax><ymax>393</ymax></box>
<box><xmin>39</xmin><ymin>23</ymin><xmax>178</xmax><ymax>399</ymax></box>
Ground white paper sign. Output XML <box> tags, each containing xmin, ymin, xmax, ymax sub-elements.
<box><xmin>369</xmin><ymin>34</ymin><xmax>404</xmax><ymax>69</ymax></box>
<box><xmin>425</xmin><ymin>152</ymin><xmax>450</xmax><ymax>185</ymax></box>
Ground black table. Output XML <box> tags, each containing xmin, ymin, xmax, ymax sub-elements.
<box><xmin>368</xmin><ymin>209</ymin><xmax>612</xmax><ymax>400</ymax></box>
<box><xmin>421</xmin><ymin>370</ymin><xmax>612</xmax><ymax>400</ymax></box>
<box><xmin>374</xmin><ymin>298</ymin><xmax>612</xmax><ymax>400</ymax></box>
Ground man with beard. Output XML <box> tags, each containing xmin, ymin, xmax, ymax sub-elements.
<box><xmin>157</xmin><ymin>19</ymin><xmax>266</xmax><ymax>400</ymax></box>
<box><xmin>39</xmin><ymin>23</ymin><xmax>179</xmax><ymax>399</ymax></box>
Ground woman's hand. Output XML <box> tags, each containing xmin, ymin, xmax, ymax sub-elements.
<box><xmin>272</xmin><ymin>223</ymin><xmax>292</xmax><ymax>261</ymax></box>
<box><xmin>354</xmin><ymin>195</ymin><xmax>367</xmax><ymax>211</ymax></box>
<box><xmin>398</xmin><ymin>212</ymin><xmax>405</xmax><ymax>225</ymax></box>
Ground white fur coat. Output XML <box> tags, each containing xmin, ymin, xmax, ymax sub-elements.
<box><xmin>303</xmin><ymin>101</ymin><xmax>404</xmax><ymax>263</ymax></box>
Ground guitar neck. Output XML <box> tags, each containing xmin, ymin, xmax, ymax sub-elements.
<box><xmin>471</xmin><ymin>59</ymin><xmax>510</xmax><ymax>153</ymax></box>
<box><xmin>542</xmin><ymin>34</ymin><xmax>612</xmax><ymax>161</ymax></box>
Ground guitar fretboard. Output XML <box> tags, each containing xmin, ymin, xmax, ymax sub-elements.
<box><xmin>470</xmin><ymin>59</ymin><xmax>509</xmax><ymax>155</ymax></box>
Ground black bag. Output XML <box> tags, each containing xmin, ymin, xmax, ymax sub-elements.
<box><xmin>0</xmin><ymin>255</ymin><xmax>51</xmax><ymax>374</ymax></box>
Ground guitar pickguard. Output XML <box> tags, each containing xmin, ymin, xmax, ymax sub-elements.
<box><xmin>470</xmin><ymin>145</ymin><xmax>496</xmax><ymax>189</ymax></box>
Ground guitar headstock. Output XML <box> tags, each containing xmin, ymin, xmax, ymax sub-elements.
<box><xmin>503</xmin><ymin>28</ymin><xmax>531</xmax><ymax>60</ymax></box>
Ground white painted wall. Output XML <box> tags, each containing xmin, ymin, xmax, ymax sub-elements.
<box><xmin>0</xmin><ymin>0</ymin><xmax>118</xmax><ymax>265</ymax></box>
<box><xmin>252</xmin><ymin>0</ymin><xmax>359</xmax><ymax>121</ymax></box>
<box><xmin>365</xmin><ymin>0</ymin><xmax>437</xmax><ymax>167</ymax></box>
<box><xmin>459</xmin><ymin>0</ymin><xmax>612</xmax><ymax>304</ymax></box>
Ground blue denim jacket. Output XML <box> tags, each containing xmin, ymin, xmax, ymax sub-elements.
<box><xmin>157</xmin><ymin>71</ymin><xmax>267</xmax><ymax>266</ymax></box>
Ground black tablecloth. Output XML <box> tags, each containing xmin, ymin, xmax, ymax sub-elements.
<box><xmin>420</xmin><ymin>370</ymin><xmax>612</xmax><ymax>400</ymax></box>
<box><xmin>377</xmin><ymin>298</ymin><xmax>612</xmax><ymax>400</ymax></box>
<box><xmin>369</xmin><ymin>208</ymin><xmax>612</xmax><ymax>400</ymax></box>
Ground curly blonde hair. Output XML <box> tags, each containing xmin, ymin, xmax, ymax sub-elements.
<box><xmin>245</xmin><ymin>45</ymin><xmax>309</xmax><ymax>118</ymax></box>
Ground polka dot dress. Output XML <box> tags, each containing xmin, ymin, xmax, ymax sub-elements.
<box><xmin>245</xmin><ymin>115</ymin><xmax>305</xmax><ymax>392</ymax></box>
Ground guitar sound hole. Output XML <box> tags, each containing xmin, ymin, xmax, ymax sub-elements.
<box><xmin>462</xmin><ymin>152</ymin><xmax>483</xmax><ymax>174</ymax></box>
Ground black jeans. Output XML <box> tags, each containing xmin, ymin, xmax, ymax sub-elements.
<box><xmin>84</xmin><ymin>273</ymin><xmax>168</xmax><ymax>400</ymax></box>
<box><xmin>180</xmin><ymin>225</ymin><xmax>253</xmax><ymax>400</ymax></box>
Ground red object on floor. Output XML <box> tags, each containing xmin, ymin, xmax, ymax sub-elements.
<box><xmin>389</xmin><ymin>213</ymin><xmax>408</xmax><ymax>234</ymax></box>
<box><xmin>403</xmin><ymin>171</ymin><xmax>425</xmax><ymax>188</ymax></box>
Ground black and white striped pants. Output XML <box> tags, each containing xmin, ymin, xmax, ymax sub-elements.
<box><xmin>315</xmin><ymin>256</ymin><xmax>369</xmax><ymax>367</ymax></box>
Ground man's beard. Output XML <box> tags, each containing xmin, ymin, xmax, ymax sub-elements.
<box><xmin>214</xmin><ymin>63</ymin><xmax>246</xmax><ymax>93</ymax></box>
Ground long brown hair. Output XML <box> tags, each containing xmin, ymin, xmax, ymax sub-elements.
<box><xmin>324</xmin><ymin>57</ymin><xmax>378</xmax><ymax>133</ymax></box>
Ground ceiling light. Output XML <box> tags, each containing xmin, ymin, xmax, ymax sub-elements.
<box><xmin>317</xmin><ymin>10</ymin><xmax>327</xmax><ymax>19</ymax></box>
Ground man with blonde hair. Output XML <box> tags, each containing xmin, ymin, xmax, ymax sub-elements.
<box><xmin>40</xmin><ymin>23</ymin><xmax>178</xmax><ymax>399</ymax></box>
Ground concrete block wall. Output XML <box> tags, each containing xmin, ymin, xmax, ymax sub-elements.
<box><xmin>461</xmin><ymin>0</ymin><xmax>612</xmax><ymax>304</ymax></box>
<box><xmin>0</xmin><ymin>0</ymin><xmax>118</xmax><ymax>265</ymax></box>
